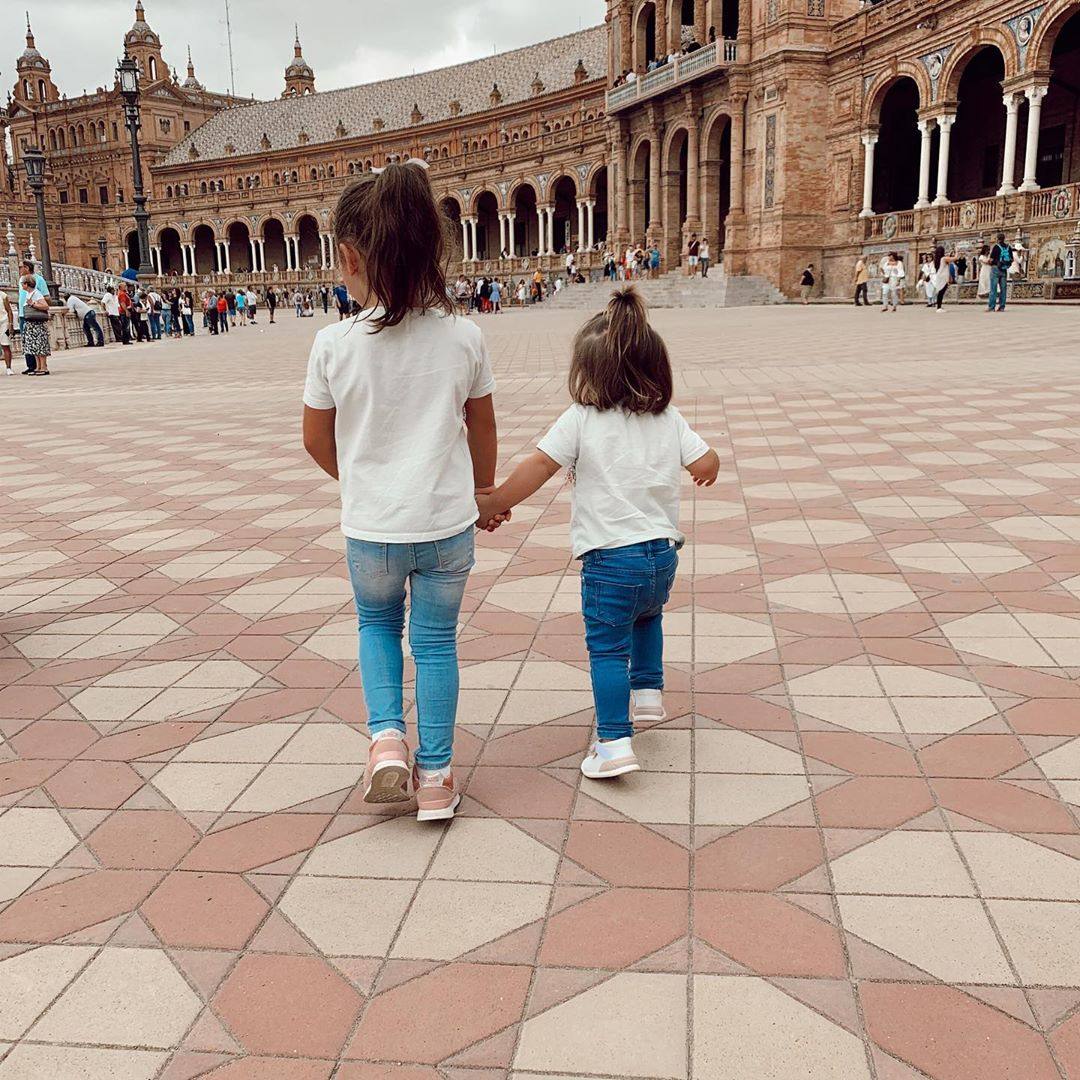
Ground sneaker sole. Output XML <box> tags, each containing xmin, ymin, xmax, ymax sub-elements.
<box><xmin>632</xmin><ymin>709</ymin><xmax>666</xmax><ymax>724</ymax></box>
<box><xmin>416</xmin><ymin>794</ymin><xmax>461</xmax><ymax>821</ymax></box>
<box><xmin>364</xmin><ymin>762</ymin><xmax>411</xmax><ymax>804</ymax></box>
<box><xmin>581</xmin><ymin>761</ymin><xmax>641</xmax><ymax>780</ymax></box>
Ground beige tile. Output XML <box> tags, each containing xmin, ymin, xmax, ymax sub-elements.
<box><xmin>498</xmin><ymin>689</ymin><xmax>594</xmax><ymax>725</ymax></box>
<box><xmin>695</xmin><ymin>730</ymin><xmax>805</xmax><ymax>774</ymax></box>
<box><xmin>0</xmin><ymin>808</ymin><xmax>79</xmax><ymax>866</ymax></box>
<box><xmin>693</xmin><ymin>975</ymin><xmax>870</xmax><ymax>1079</ymax></box>
<box><xmin>1038</xmin><ymin>737</ymin><xmax>1080</xmax><ymax>779</ymax></box>
<box><xmin>429</xmin><ymin>818</ymin><xmax>559</xmax><ymax>883</ymax></box>
<box><xmin>301</xmin><ymin>816</ymin><xmax>442</xmax><ymax>878</ymax></box>
<box><xmin>955</xmin><ymin>833</ymin><xmax>1080</xmax><ymax>900</ymax></box>
<box><xmin>391</xmin><ymin>880</ymin><xmax>550</xmax><ymax>960</ymax></box>
<box><xmin>695</xmin><ymin>775</ymin><xmax>811</xmax><ymax>826</ymax></box>
<box><xmin>837</xmin><ymin>896</ymin><xmax>1015</xmax><ymax>984</ymax></box>
<box><xmin>460</xmin><ymin>661</ymin><xmax>523</xmax><ymax>689</ymax></box>
<box><xmin>0</xmin><ymin>1046</ymin><xmax>167</xmax><ymax>1080</ymax></box>
<box><xmin>29</xmin><ymin>948</ymin><xmax>200</xmax><ymax>1047</ymax></box>
<box><xmin>174</xmin><ymin>722</ymin><xmax>299</xmax><ymax>762</ymax></box>
<box><xmin>151</xmin><ymin>761</ymin><xmax>262</xmax><ymax>811</ymax></box>
<box><xmin>830</xmin><ymin>833</ymin><xmax>974</xmax><ymax>896</ymax></box>
<box><xmin>988</xmin><ymin>899</ymin><xmax>1080</xmax><ymax>985</ymax></box>
<box><xmin>279</xmin><ymin>876</ymin><xmax>416</xmax><ymax>955</ymax></box>
<box><xmin>229</xmin><ymin>763</ymin><xmax>361</xmax><ymax>812</ymax></box>
<box><xmin>0</xmin><ymin>945</ymin><xmax>95</xmax><ymax>1040</ymax></box>
<box><xmin>794</xmin><ymin>695</ymin><xmax>901</xmax><ymax>733</ymax></box>
<box><xmin>515</xmin><ymin>973</ymin><xmax>687</xmax><ymax>1078</ymax></box>
<box><xmin>515</xmin><ymin>661</ymin><xmax>592</xmax><ymax>690</ymax></box>
<box><xmin>585</xmin><ymin>771</ymin><xmax>692</xmax><ymax>825</ymax></box>
<box><xmin>69</xmin><ymin>686</ymin><xmax>160</xmax><ymax>724</ymax></box>
<box><xmin>276</xmin><ymin>723</ymin><xmax>369</xmax><ymax>764</ymax></box>
<box><xmin>894</xmin><ymin>698</ymin><xmax>998</xmax><ymax>733</ymax></box>
<box><xmin>633</xmin><ymin>729</ymin><xmax>692</xmax><ymax>772</ymax></box>
<box><xmin>175</xmin><ymin>660</ymin><xmax>262</xmax><ymax>689</ymax></box>
<box><xmin>0</xmin><ymin>868</ymin><xmax>45</xmax><ymax>903</ymax></box>
<box><xmin>128</xmin><ymin>687</ymin><xmax>246</xmax><ymax>724</ymax></box>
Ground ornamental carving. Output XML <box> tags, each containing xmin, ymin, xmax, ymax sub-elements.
<box><xmin>959</xmin><ymin>202</ymin><xmax>978</xmax><ymax>229</ymax></box>
<box><xmin>919</xmin><ymin>45</ymin><xmax>953</xmax><ymax>101</ymax></box>
<box><xmin>1005</xmin><ymin>6</ymin><xmax>1043</xmax><ymax>68</ymax></box>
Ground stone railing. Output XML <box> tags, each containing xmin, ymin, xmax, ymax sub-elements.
<box><xmin>862</xmin><ymin>210</ymin><xmax>916</xmax><ymax>240</ymax></box>
<box><xmin>454</xmin><ymin>251</ymin><xmax>604</xmax><ymax>280</ymax></box>
<box><xmin>607</xmin><ymin>40</ymin><xmax>740</xmax><ymax>112</ymax></box>
<box><xmin>2</xmin><ymin>251</ymin><xmax>122</xmax><ymax>300</ymax></box>
<box><xmin>937</xmin><ymin>195</ymin><xmax>1005</xmax><ymax>232</ymax></box>
<box><xmin>1027</xmin><ymin>184</ymin><xmax>1079</xmax><ymax>222</ymax></box>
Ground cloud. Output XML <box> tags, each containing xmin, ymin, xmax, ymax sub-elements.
<box><xmin>11</xmin><ymin>0</ymin><xmax>606</xmax><ymax>102</ymax></box>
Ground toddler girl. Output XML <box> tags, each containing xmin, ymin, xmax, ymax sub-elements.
<box><xmin>303</xmin><ymin>161</ymin><xmax>499</xmax><ymax>820</ymax></box>
<box><xmin>477</xmin><ymin>288</ymin><xmax>718</xmax><ymax>777</ymax></box>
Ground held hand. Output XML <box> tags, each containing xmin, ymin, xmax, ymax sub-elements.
<box><xmin>475</xmin><ymin>488</ymin><xmax>512</xmax><ymax>532</ymax></box>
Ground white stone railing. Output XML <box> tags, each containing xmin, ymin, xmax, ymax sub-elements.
<box><xmin>607</xmin><ymin>40</ymin><xmax>739</xmax><ymax>112</ymax></box>
<box><xmin>1</xmin><ymin>254</ymin><xmax>121</xmax><ymax>299</ymax></box>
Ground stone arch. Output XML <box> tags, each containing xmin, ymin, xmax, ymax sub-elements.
<box><xmin>226</xmin><ymin>220</ymin><xmax>253</xmax><ymax>273</ymax></box>
<box><xmin>440</xmin><ymin>197</ymin><xmax>463</xmax><ymax>261</ymax></box>
<box><xmin>157</xmin><ymin>226</ymin><xmax>183</xmax><ymax>275</ymax></box>
<box><xmin>551</xmin><ymin>174</ymin><xmax>578</xmax><ymax>253</ymax></box>
<box><xmin>295</xmin><ymin>214</ymin><xmax>321</xmax><ymax>270</ymax></box>
<box><xmin>511</xmin><ymin>182</ymin><xmax>540</xmax><ymax>255</ymax></box>
<box><xmin>662</xmin><ymin>125</ymin><xmax>691</xmax><ymax>263</ymax></box>
<box><xmin>701</xmin><ymin>110</ymin><xmax>732</xmax><ymax>252</ymax></box>
<box><xmin>939</xmin><ymin>32</ymin><xmax>1016</xmax><ymax>102</ymax></box>
<box><xmin>191</xmin><ymin>223</ymin><xmax>216</xmax><ymax>274</ymax></box>
<box><xmin>439</xmin><ymin>192</ymin><xmax>464</xmax><ymax>214</ymax></box>
<box><xmin>473</xmin><ymin>191</ymin><xmax>500</xmax><ymax>259</ymax></box>
<box><xmin>590</xmin><ymin>165</ymin><xmax>610</xmax><ymax>243</ymax></box>
<box><xmin>507</xmin><ymin>177</ymin><xmax>541</xmax><ymax>209</ymax></box>
<box><xmin>871</xmin><ymin>77</ymin><xmax>922</xmax><ymax>212</ymax></box>
<box><xmin>862</xmin><ymin>65</ymin><xmax>929</xmax><ymax>127</ymax></box>
<box><xmin>634</xmin><ymin>0</ymin><xmax>658</xmax><ymax>71</ymax></box>
<box><xmin>470</xmin><ymin>187</ymin><xmax>500</xmax><ymax>214</ymax></box>
<box><xmin>262</xmin><ymin>217</ymin><xmax>287</xmax><ymax>272</ymax></box>
<box><xmin>949</xmin><ymin>44</ymin><xmax>1012</xmax><ymax>201</ymax></box>
<box><xmin>1030</xmin><ymin>0</ymin><xmax>1080</xmax><ymax>70</ymax></box>
<box><xmin>629</xmin><ymin>135</ymin><xmax>655</xmax><ymax>242</ymax></box>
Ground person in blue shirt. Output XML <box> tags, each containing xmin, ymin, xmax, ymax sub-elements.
<box><xmin>489</xmin><ymin>279</ymin><xmax>502</xmax><ymax>313</ymax></box>
<box><xmin>17</xmin><ymin>260</ymin><xmax>49</xmax><ymax>373</ymax></box>
<box><xmin>334</xmin><ymin>283</ymin><xmax>350</xmax><ymax>321</ymax></box>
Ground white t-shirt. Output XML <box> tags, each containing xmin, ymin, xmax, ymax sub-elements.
<box><xmin>537</xmin><ymin>403</ymin><xmax>709</xmax><ymax>558</ymax></box>
<box><xmin>303</xmin><ymin>308</ymin><xmax>496</xmax><ymax>543</ymax></box>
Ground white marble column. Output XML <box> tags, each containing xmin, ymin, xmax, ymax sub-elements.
<box><xmin>506</xmin><ymin>214</ymin><xmax>517</xmax><ymax>258</ymax></box>
<box><xmin>468</xmin><ymin>217</ymin><xmax>478</xmax><ymax>261</ymax></box>
<box><xmin>915</xmin><ymin>119</ymin><xmax>935</xmax><ymax>209</ymax></box>
<box><xmin>998</xmin><ymin>93</ymin><xmax>1021</xmax><ymax>196</ymax></box>
<box><xmin>1019</xmin><ymin>86</ymin><xmax>1049</xmax><ymax>193</ymax></box>
<box><xmin>256</xmin><ymin>239</ymin><xmax>266</xmax><ymax>272</ymax></box>
<box><xmin>499</xmin><ymin>213</ymin><xmax>508</xmax><ymax>255</ymax></box>
<box><xmin>249</xmin><ymin>238</ymin><xmax>258</xmax><ymax>271</ymax></box>
<box><xmin>859</xmin><ymin>133</ymin><xmax>878</xmax><ymax>218</ymax></box>
<box><xmin>932</xmin><ymin>114</ymin><xmax>956</xmax><ymax>207</ymax></box>
<box><xmin>587</xmin><ymin>199</ymin><xmax>596</xmax><ymax>248</ymax></box>
<box><xmin>546</xmin><ymin>207</ymin><xmax>555</xmax><ymax>257</ymax></box>
<box><xmin>536</xmin><ymin>207</ymin><xmax>546</xmax><ymax>255</ymax></box>
<box><xmin>222</xmin><ymin>241</ymin><xmax>232</xmax><ymax>274</ymax></box>
<box><xmin>577</xmin><ymin>201</ymin><xmax>587</xmax><ymax>252</ymax></box>
<box><xmin>151</xmin><ymin>245</ymin><xmax>162</xmax><ymax>274</ymax></box>
<box><xmin>327</xmin><ymin>235</ymin><xmax>335</xmax><ymax>270</ymax></box>
<box><xmin>460</xmin><ymin>218</ymin><xmax>470</xmax><ymax>261</ymax></box>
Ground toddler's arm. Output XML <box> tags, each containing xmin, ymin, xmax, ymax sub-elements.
<box><xmin>476</xmin><ymin>450</ymin><xmax>562</xmax><ymax>526</ymax></box>
<box><xmin>302</xmin><ymin>406</ymin><xmax>338</xmax><ymax>480</ymax></box>
<box><xmin>686</xmin><ymin>448</ymin><xmax>720</xmax><ymax>486</ymax></box>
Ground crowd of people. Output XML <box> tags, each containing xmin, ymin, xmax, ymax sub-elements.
<box><xmin>612</xmin><ymin>26</ymin><xmax>727</xmax><ymax>86</ymax></box>
<box><xmin>847</xmin><ymin>232</ymin><xmax>1022</xmax><ymax>313</ymax></box>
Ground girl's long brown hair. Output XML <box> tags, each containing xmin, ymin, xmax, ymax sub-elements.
<box><xmin>568</xmin><ymin>287</ymin><xmax>672</xmax><ymax>414</ymax></box>
<box><xmin>333</xmin><ymin>163</ymin><xmax>452</xmax><ymax>332</ymax></box>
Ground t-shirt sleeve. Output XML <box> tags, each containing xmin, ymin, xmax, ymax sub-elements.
<box><xmin>537</xmin><ymin>406</ymin><xmax>582</xmax><ymax>468</ymax></box>
<box><xmin>469</xmin><ymin>336</ymin><xmax>496</xmax><ymax>399</ymax></box>
<box><xmin>672</xmin><ymin>408</ymin><xmax>710</xmax><ymax>466</ymax></box>
<box><xmin>302</xmin><ymin>334</ymin><xmax>335</xmax><ymax>410</ymax></box>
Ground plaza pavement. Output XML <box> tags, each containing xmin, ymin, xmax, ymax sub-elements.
<box><xmin>2</xmin><ymin>300</ymin><xmax>1080</xmax><ymax>1080</ymax></box>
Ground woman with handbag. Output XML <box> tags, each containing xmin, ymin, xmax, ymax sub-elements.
<box><xmin>20</xmin><ymin>274</ymin><xmax>51</xmax><ymax>376</ymax></box>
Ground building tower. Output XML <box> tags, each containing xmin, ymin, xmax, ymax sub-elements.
<box><xmin>123</xmin><ymin>0</ymin><xmax>166</xmax><ymax>84</ymax></box>
<box><xmin>283</xmin><ymin>28</ymin><xmax>315</xmax><ymax>97</ymax></box>
<box><xmin>13</xmin><ymin>17</ymin><xmax>58</xmax><ymax>104</ymax></box>
<box><xmin>182</xmin><ymin>46</ymin><xmax>204</xmax><ymax>91</ymax></box>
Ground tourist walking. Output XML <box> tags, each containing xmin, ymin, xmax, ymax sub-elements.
<box><xmin>64</xmin><ymin>291</ymin><xmax>104</xmax><ymax>347</ymax></box>
<box><xmin>102</xmin><ymin>285</ymin><xmax>126</xmax><ymax>344</ymax></box>
<box><xmin>217</xmin><ymin>293</ymin><xmax>230</xmax><ymax>332</ymax></box>
<box><xmin>799</xmin><ymin>264</ymin><xmax>815</xmax><ymax>304</ymax></box>
<box><xmin>302</xmin><ymin>161</ymin><xmax>500</xmax><ymax>822</ymax></box>
<box><xmin>147</xmin><ymin>288</ymin><xmax>163</xmax><ymax>339</ymax></box>
<box><xmin>294</xmin><ymin>289</ymin><xmax>304</xmax><ymax>317</ymax></box>
<box><xmin>475</xmin><ymin>288</ymin><xmax>719</xmax><ymax>780</ymax></box>
<box><xmin>977</xmin><ymin>244</ymin><xmax>992</xmax><ymax>301</ymax></box>
<box><xmin>687</xmin><ymin>233</ymin><xmax>700</xmax><ymax>276</ymax></box>
<box><xmin>880</xmin><ymin>252</ymin><xmax>902</xmax><ymax>312</ymax></box>
<box><xmin>320</xmin><ymin>285</ymin><xmax>329</xmax><ymax>314</ymax></box>
<box><xmin>699</xmin><ymin>237</ymin><xmax>711</xmax><ymax>278</ymax></box>
<box><xmin>20</xmin><ymin>274</ymin><xmax>51</xmax><ymax>376</ymax></box>
<box><xmin>489</xmin><ymin>278</ymin><xmax>502</xmax><ymax>313</ymax></box>
<box><xmin>988</xmin><ymin>232</ymin><xmax>1013</xmax><ymax>312</ymax></box>
<box><xmin>930</xmin><ymin>246</ymin><xmax>954</xmax><ymax>310</ymax></box>
<box><xmin>117</xmin><ymin>283</ymin><xmax>134</xmax><ymax>343</ymax></box>
<box><xmin>236</xmin><ymin>289</ymin><xmax>247</xmax><ymax>325</ymax></box>
<box><xmin>17</xmin><ymin>261</ymin><xmax>48</xmax><ymax>372</ymax></box>
<box><xmin>853</xmin><ymin>257</ymin><xmax>869</xmax><ymax>306</ymax></box>
<box><xmin>0</xmin><ymin>291</ymin><xmax>14</xmax><ymax>374</ymax></box>
<box><xmin>267</xmin><ymin>286</ymin><xmax>278</xmax><ymax>324</ymax></box>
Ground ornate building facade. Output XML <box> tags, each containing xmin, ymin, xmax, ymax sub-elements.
<box><xmin>5</xmin><ymin>0</ymin><xmax>1080</xmax><ymax>298</ymax></box>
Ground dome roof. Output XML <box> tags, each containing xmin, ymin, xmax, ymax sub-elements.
<box><xmin>124</xmin><ymin>0</ymin><xmax>161</xmax><ymax>47</ymax></box>
<box><xmin>285</xmin><ymin>28</ymin><xmax>314</xmax><ymax>81</ymax></box>
<box><xmin>182</xmin><ymin>45</ymin><xmax>204</xmax><ymax>90</ymax></box>
<box><xmin>17</xmin><ymin>19</ymin><xmax>51</xmax><ymax>73</ymax></box>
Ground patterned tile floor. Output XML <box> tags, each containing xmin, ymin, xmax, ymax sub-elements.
<box><xmin>2</xmin><ymin>303</ymin><xmax>1080</xmax><ymax>1080</ymax></box>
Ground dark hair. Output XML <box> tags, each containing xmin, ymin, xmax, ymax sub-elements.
<box><xmin>333</xmin><ymin>162</ymin><xmax>452</xmax><ymax>332</ymax></box>
<box><xmin>934</xmin><ymin>244</ymin><xmax>945</xmax><ymax>270</ymax></box>
<box><xmin>568</xmin><ymin>287</ymin><xmax>672</xmax><ymax>415</ymax></box>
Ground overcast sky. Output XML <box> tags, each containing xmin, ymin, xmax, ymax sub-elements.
<box><xmin>7</xmin><ymin>0</ymin><xmax>608</xmax><ymax>102</ymax></box>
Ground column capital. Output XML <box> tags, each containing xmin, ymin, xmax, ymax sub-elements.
<box><xmin>1024</xmin><ymin>83</ymin><xmax>1049</xmax><ymax>104</ymax></box>
<box><xmin>916</xmin><ymin>117</ymin><xmax>937</xmax><ymax>134</ymax></box>
<box><xmin>935</xmin><ymin>113</ymin><xmax>957</xmax><ymax>132</ymax></box>
<box><xmin>1003</xmin><ymin>91</ymin><xmax>1022</xmax><ymax>113</ymax></box>
<box><xmin>860</xmin><ymin>131</ymin><xmax>879</xmax><ymax>147</ymax></box>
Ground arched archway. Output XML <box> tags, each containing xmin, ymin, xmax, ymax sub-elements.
<box><xmin>949</xmin><ymin>46</ymin><xmax>1009</xmax><ymax>202</ymax></box>
<box><xmin>158</xmin><ymin>227</ymin><xmax>183</xmax><ymax>275</ymax></box>
<box><xmin>296</xmin><ymin>215</ymin><xmax>321</xmax><ymax>270</ymax></box>
<box><xmin>591</xmin><ymin>167</ymin><xmax>609</xmax><ymax>245</ymax></box>
<box><xmin>512</xmin><ymin>183</ymin><xmax>539</xmax><ymax>256</ymax></box>
<box><xmin>630</xmin><ymin>139</ymin><xmax>653</xmax><ymax>244</ymax></box>
<box><xmin>192</xmin><ymin>224</ymin><xmax>216</xmax><ymax>275</ymax></box>
<box><xmin>702</xmin><ymin>114</ymin><xmax>731</xmax><ymax>254</ymax></box>
<box><xmin>125</xmin><ymin>230</ymin><xmax>139</xmax><ymax>269</ymax></box>
<box><xmin>872</xmin><ymin>78</ymin><xmax>922</xmax><ymax>213</ymax></box>
<box><xmin>227</xmin><ymin>221</ymin><xmax>252</xmax><ymax>273</ymax></box>
<box><xmin>263</xmin><ymin>219</ymin><xmax>287</xmax><ymax>273</ymax></box>
<box><xmin>440</xmin><ymin>197</ymin><xmax>463</xmax><ymax>261</ymax></box>
<box><xmin>1037</xmin><ymin>10</ymin><xmax>1080</xmax><ymax>187</ymax></box>
<box><xmin>474</xmin><ymin>191</ymin><xmax>499</xmax><ymax>260</ymax></box>
<box><xmin>663</xmin><ymin>127</ymin><xmax>690</xmax><ymax>265</ymax></box>
<box><xmin>720</xmin><ymin>0</ymin><xmax>739</xmax><ymax>38</ymax></box>
<box><xmin>634</xmin><ymin>2</ymin><xmax>658</xmax><ymax>72</ymax></box>
<box><xmin>551</xmin><ymin>176</ymin><xmax>577</xmax><ymax>254</ymax></box>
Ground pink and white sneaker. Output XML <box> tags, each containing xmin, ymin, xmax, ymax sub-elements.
<box><xmin>363</xmin><ymin>732</ymin><xmax>411</xmax><ymax>804</ymax></box>
<box><xmin>413</xmin><ymin>766</ymin><xmax>460</xmax><ymax>822</ymax></box>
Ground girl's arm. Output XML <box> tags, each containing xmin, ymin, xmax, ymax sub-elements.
<box><xmin>476</xmin><ymin>450</ymin><xmax>562</xmax><ymax>525</ymax></box>
<box><xmin>686</xmin><ymin>449</ymin><xmax>721</xmax><ymax>486</ymax></box>
<box><xmin>302</xmin><ymin>406</ymin><xmax>338</xmax><ymax>479</ymax></box>
<box><xmin>464</xmin><ymin>394</ymin><xmax>498</xmax><ymax>489</ymax></box>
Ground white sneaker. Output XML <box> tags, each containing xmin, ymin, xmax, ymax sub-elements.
<box><xmin>631</xmin><ymin>689</ymin><xmax>666</xmax><ymax>724</ymax></box>
<box><xmin>581</xmin><ymin>737</ymin><xmax>640</xmax><ymax>779</ymax></box>
<box><xmin>4</xmin><ymin>369</ymin><xmax>13</xmax><ymax>376</ymax></box>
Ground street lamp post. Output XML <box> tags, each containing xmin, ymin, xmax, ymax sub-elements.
<box><xmin>116</xmin><ymin>53</ymin><xmax>155</xmax><ymax>277</ymax></box>
<box><xmin>22</xmin><ymin>147</ymin><xmax>59</xmax><ymax>303</ymax></box>
<box><xmin>97</xmin><ymin>236</ymin><xmax>108</xmax><ymax>270</ymax></box>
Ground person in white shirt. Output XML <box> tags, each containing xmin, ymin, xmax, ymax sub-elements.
<box><xmin>477</xmin><ymin>288</ymin><xmax>719</xmax><ymax>781</ymax></box>
<box><xmin>64</xmin><ymin>292</ymin><xmax>104</xmax><ymax>347</ymax></box>
<box><xmin>101</xmin><ymin>285</ymin><xmax>124</xmax><ymax>343</ymax></box>
<box><xmin>302</xmin><ymin>161</ymin><xmax>501</xmax><ymax>823</ymax></box>
<box><xmin>880</xmin><ymin>252</ymin><xmax>902</xmax><ymax>312</ymax></box>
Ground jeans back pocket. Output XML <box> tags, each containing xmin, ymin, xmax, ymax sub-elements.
<box><xmin>583</xmin><ymin>577</ymin><xmax>641</xmax><ymax>628</ymax></box>
<box><xmin>434</xmin><ymin>528</ymin><xmax>475</xmax><ymax>573</ymax></box>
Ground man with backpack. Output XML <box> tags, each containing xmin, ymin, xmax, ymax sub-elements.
<box><xmin>988</xmin><ymin>232</ymin><xmax>1013</xmax><ymax>312</ymax></box>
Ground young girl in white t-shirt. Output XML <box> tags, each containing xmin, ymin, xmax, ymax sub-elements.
<box><xmin>477</xmin><ymin>289</ymin><xmax>719</xmax><ymax>778</ymax></box>
<box><xmin>303</xmin><ymin>161</ymin><xmax>500</xmax><ymax>821</ymax></box>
